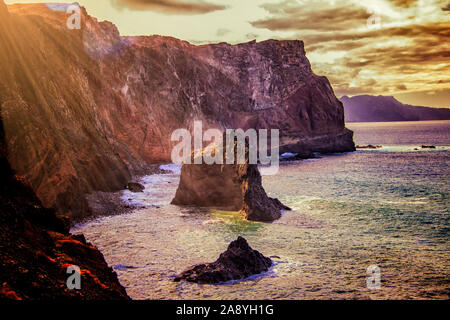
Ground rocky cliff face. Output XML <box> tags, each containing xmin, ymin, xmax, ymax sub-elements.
<box><xmin>0</xmin><ymin>2</ymin><xmax>354</xmax><ymax>219</ymax></box>
<box><xmin>0</xmin><ymin>110</ymin><xmax>129</xmax><ymax>300</ymax></box>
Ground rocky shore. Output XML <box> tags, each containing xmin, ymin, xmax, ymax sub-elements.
<box><xmin>82</xmin><ymin>164</ymin><xmax>170</xmax><ymax>221</ymax></box>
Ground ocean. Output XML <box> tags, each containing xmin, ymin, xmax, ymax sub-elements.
<box><xmin>72</xmin><ymin>120</ymin><xmax>449</xmax><ymax>300</ymax></box>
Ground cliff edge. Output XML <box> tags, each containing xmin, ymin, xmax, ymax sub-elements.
<box><xmin>0</xmin><ymin>2</ymin><xmax>354</xmax><ymax>219</ymax></box>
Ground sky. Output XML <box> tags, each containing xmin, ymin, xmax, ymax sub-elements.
<box><xmin>5</xmin><ymin>0</ymin><xmax>450</xmax><ymax>108</ymax></box>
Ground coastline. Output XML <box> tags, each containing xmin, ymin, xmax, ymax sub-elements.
<box><xmin>78</xmin><ymin>164</ymin><xmax>172</xmax><ymax>225</ymax></box>
<box><xmin>70</xmin><ymin>120</ymin><xmax>449</xmax><ymax>300</ymax></box>
<box><xmin>78</xmin><ymin>151</ymin><xmax>337</xmax><ymax>226</ymax></box>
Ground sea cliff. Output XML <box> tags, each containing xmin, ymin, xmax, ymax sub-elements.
<box><xmin>0</xmin><ymin>2</ymin><xmax>354</xmax><ymax>219</ymax></box>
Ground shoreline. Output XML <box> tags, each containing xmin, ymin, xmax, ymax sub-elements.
<box><xmin>76</xmin><ymin>164</ymin><xmax>172</xmax><ymax>226</ymax></box>
<box><xmin>75</xmin><ymin>147</ymin><xmax>372</xmax><ymax>227</ymax></box>
<box><xmin>71</xmin><ymin>140</ymin><xmax>450</xmax><ymax>299</ymax></box>
<box><xmin>76</xmin><ymin>152</ymin><xmax>331</xmax><ymax>226</ymax></box>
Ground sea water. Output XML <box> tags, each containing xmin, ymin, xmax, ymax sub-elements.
<box><xmin>72</xmin><ymin>120</ymin><xmax>449</xmax><ymax>300</ymax></box>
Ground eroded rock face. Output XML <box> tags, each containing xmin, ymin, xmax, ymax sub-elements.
<box><xmin>171</xmin><ymin>142</ymin><xmax>291</xmax><ymax>222</ymax></box>
<box><xmin>0</xmin><ymin>2</ymin><xmax>354</xmax><ymax>219</ymax></box>
<box><xmin>174</xmin><ymin>236</ymin><xmax>272</xmax><ymax>284</ymax></box>
<box><xmin>0</xmin><ymin>115</ymin><xmax>129</xmax><ymax>300</ymax></box>
<box><xmin>241</xmin><ymin>165</ymin><xmax>292</xmax><ymax>221</ymax></box>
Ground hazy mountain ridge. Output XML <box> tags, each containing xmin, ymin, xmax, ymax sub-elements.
<box><xmin>341</xmin><ymin>95</ymin><xmax>450</xmax><ymax>122</ymax></box>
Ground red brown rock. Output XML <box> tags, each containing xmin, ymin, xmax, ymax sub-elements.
<box><xmin>127</xmin><ymin>182</ymin><xmax>145</xmax><ymax>193</ymax></box>
<box><xmin>0</xmin><ymin>113</ymin><xmax>129</xmax><ymax>300</ymax></box>
<box><xmin>174</xmin><ymin>236</ymin><xmax>272</xmax><ymax>284</ymax></box>
<box><xmin>0</xmin><ymin>2</ymin><xmax>354</xmax><ymax>219</ymax></box>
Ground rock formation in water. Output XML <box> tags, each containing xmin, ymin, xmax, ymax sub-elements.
<box><xmin>174</xmin><ymin>236</ymin><xmax>272</xmax><ymax>284</ymax></box>
<box><xmin>341</xmin><ymin>95</ymin><xmax>450</xmax><ymax>122</ymax></box>
<box><xmin>127</xmin><ymin>182</ymin><xmax>145</xmax><ymax>193</ymax></box>
<box><xmin>171</xmin><ymin>141</ymin><xmax>291</xmax><ymax>221</ymax></box>
<box><xmin>0</xmin><ymin>2</ymin><xmax>354</xmax><ymax>220</ymax></box>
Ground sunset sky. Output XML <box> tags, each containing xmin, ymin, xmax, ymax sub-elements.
<box><xmin>5</xmin><ymin>0</ymin><xmax>450</xmax><ymax>107</ymax></box>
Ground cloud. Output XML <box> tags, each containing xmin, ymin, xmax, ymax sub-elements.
<box><xmin>245</xmin><ymin>32</ymin><xmax>259</xmax><ymax>40</ymax></box>
<box><xmin>216</xmin><ymin>28</ymin><xmax>231</xmax><ymax>37</ymax></box>
<box><xmin>387</xmin><ymin>0</ymin><xmax>420</xmax><ymax>8</ymax></box>
<box><xmin>111</xmin><ymin>0</ymin><xmax>226</xmax><ymax>14</ymax></box>
<box><xmin>252</xmin><ymin>1</ymin><xmax>370</xmax><ymax>31</ymax></box>
<box><xmin>251</xmin><ymin>0</ymin><xmax>450</xmax><ymax>97</ymax></box>
<box><xmin>394</xmin><ymin>88</ymin><xmax>450</xmax><ymax>107</ymax></box>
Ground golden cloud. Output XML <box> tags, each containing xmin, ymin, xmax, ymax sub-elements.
<box><xmin>251</xmin><ymin>0</ymin><xmax>450</xmax><ymax>102</ymax></box>
<box><xmin>111</xmin><ymin>0</ymin><xmax>226</xmax><ymax>14</ymax></box>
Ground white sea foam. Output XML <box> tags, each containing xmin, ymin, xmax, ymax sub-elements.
<box><xmin>120</xmin><ymin>164</ymin><xmax>181</xmax><ymax>207</ymax></box>
<box><xmin>280</xmin><ymin>152</ymin><xmax>298</xmax><ymax>159</ymax></box>
<box><xmin>160</xmin><ymin>163</ymin><xmax>182</xmax><ymax>174</ymax></box>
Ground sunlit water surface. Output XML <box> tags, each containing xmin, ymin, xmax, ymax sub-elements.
<box><xmin>73</xmin><ymin>121</ymin><xmax>450</xmax><ymax>300</ymax></box>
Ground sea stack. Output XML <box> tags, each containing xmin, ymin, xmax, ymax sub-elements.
<box><xmin>174</xmin><ymin>236</ymin><xmax>272</xmax><ymax>284</ymax></box>
<box><xmin>171</xmin><ymin>140</ymin><xmax>291</xmax><ymax>222</ymax></box>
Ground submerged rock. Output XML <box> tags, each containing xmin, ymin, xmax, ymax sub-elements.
<box><xmin>127</xmin><ymin>182</ymin><xmax>145</xmax><ymax>193</ymax></box>
<box><xmin>174</xmin><ymin>236</ymin><xmax>272</xmax><ymax>284</ymax></box>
